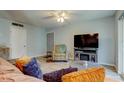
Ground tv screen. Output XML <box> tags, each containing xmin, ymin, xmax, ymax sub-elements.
<box><xmin>74</xmin><ymin>33</ymin><xmax>98</xmax><ymax>48</ymax></box>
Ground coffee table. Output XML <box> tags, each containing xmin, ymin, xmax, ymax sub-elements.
<box><xmin>70</xmin><ymin>61</ymin><xmax>101</xmax><ymax>70</ymax></box>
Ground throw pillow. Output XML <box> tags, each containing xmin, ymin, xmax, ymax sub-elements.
<box><xmin>62</xmin><ymin>67</ymin><xmax>105</xmax><ymax>82</ymax></box>
<box><xmin>15</xmin><ymin>56</ymin><xmax>31</xmax><ymax>71</ymax></box>
<box><xmin>23</xmin><ymin>58</ymin><xmax>42</xmax><ymax>79</ymax></box>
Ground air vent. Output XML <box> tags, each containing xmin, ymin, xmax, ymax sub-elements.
<box><xmin>12</xmin><ymin>22</ymin><xmax>24</xmax><ymax>27</ymax></box>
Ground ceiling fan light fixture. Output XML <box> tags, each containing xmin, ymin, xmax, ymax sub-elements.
<box><xmin>57</xmin><ymin>18</ymin><xmax>60</xmax><ymax>22</ymax></box>
<box><xmin>56</xmin><ymin>11</ymin><xmax>68</xmax><ymax>23</ymax></box>
<box><xmin>60</xmin><ymin>17</ymin><xmax>64</xmax><ymax>23</ymax></box>
<box><xmin>57</xmin><ymin>17</ymin><xmax>65</xmax><ymax>23</ymax></box>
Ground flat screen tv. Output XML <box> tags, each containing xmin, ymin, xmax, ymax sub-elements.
<box><xmin>74</xmin><ymin>33</ymin><xmax>98</xmax><ymax>48</ymax></box>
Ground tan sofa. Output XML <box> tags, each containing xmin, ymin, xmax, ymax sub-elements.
<box><xmin>0</xmin><ymin>57</ymin><xmax>44</xmax><ymax>82</ymax></box>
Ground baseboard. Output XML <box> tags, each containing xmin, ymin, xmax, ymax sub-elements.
<box><xmin>53</xmin><ymin>60</ymin><xmax>68</xmax><ymax>62</ymax></box>
<box><xmin>100</xmin><ymin>63</ymin><xmax>116</xmax><ymax>67</ymax></box>
<box><xmin>28</xmin><ymin>54</ymin><xmax>46</xmax><ymax>58</ymax></box>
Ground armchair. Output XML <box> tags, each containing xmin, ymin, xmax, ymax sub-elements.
<box><xmin>53</xmin><ymin>44</ymin><xmax>67</xmax><ymax>62</ymax></box>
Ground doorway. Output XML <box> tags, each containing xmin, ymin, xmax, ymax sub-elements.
<box><xmin>47</xmin><ymin>32</ymin><xmax>54</xmax><ymax>55</ymax></box>
<box><xmin>10</xmin><ymin>26</ymin><xmax>27</xmax><ymax>59</ymax></box>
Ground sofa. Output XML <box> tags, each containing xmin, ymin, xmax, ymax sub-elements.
<box><xmin>0</xmin><ymin>57</ymin><xmax>44</xmax><ymax>82</ymax></box>
<box><xmin>43</xmin><ymin>66</ymin><xmax>119</xmax><ymax>82</ymax></box>
<box><xmin>0</xmin><ymin>57</ymin><xmax>119</xmax><ymax>82</ymax></box>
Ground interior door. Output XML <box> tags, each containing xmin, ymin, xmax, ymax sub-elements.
<box><xmin>10</xmin><ymin>26</ymin><xmax>27</xmax><ymax>59</ymax></box>
<box><xmin>47</xmin><ymin>32</ymin><xmax>54</xmax><ymax>54</ymax></box>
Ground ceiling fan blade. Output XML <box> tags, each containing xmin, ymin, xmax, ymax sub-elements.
<box><xmin>41</xmin><ymin>15</ymin><xmax>54</xmax><ymax>19</ymax></box>
<box><xmin>69</xmin><ymin>11</ymin><xmax>83</xmax><ymax>16</ymax></box>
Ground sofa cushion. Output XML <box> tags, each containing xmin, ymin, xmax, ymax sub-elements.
<box><xmin>0</xmin><ymin>73</ymin><xmax>44</xmax><ymax>82</ymax></box>
<box><xmin>23</xmin><ymin>58</ymin><xmax>42</xmax><ymax>79</ymax></box>
<box><xmin>43</xmin><ymin>67</ymin><xmax>78</xmax><ymax>82</ymax></box>
<box><xmin>0</xmin><ymin>57</ymin><xmax>22</xmax><ymax>74</ymax></box>
<box><xmin>62</xmin><ymin>67</ymin><xmax>105</xmax><ymax>82</ymax></box>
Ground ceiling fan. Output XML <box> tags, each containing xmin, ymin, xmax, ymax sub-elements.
<box><xmin>42</xmin><ymin>10</ymin><xmax>70</xmax><ymax>23</ymax></box>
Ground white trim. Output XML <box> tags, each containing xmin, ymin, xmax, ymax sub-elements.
<box><xmin>27</xmin><ymin>54</ymin><xmax>46</xmax><ymax>58</ymax></box>
<box><xmin>100</xmin><ymin>63</ymin><xmax>116</xmax><ymax>67</ymax></box>
<box><xmin>47</xmin><ymin>31</ymin><xmax>54</xmax><ymax>34</ymax></box>
<box><xmin>28</xmin><ymin>52</ymin><xmax>46</xmax><ymax>58</ymax></box>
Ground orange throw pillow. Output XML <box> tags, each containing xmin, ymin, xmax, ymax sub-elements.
<box><xmin>15</xmin><ymin>56</ymin><xmax>31</xmax><ymax>71</ymax></box>
<box><xmin>62</xmin><ymin>67</ymin><xmax>105</xmax><ymax>82</ymax></box>
<box><xmin>15</xmin><ymin>60</ymin><xmax>26</xmax><ymax>71</ymax></box>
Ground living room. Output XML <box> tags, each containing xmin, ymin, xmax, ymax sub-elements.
<box><xmin>0</xmin><ymin>10</ymin><xmax>124</xmax><ymax>82</ymax></box>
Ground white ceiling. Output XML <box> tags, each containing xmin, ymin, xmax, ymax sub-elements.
<box><xmin>0</xmin><ymin>10</ymin><xmax>116</xmax><ymax>29</ymax></box>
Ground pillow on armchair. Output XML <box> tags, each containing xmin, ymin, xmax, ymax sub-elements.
<box><xmin>23</xmin><ymin>58</ymin><xmax>42</xmax><ymax>79</ymax></box>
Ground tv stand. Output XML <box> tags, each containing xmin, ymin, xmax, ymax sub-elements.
<box><xmin>74</xmin><ymin>47</ymin><xmax>98</xmax><ymax>63</ymax></box>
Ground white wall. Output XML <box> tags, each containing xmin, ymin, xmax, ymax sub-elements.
<box><xmin>0</xmin><ymin>18</ymin><xmax>10</xmax><ymax>47</ymax></box>
<box><xmin>0</xmin><ymin>18</ymin><xmax>46</xmax><ymax>59</ymax></box>
<box><xmin>48</xmin><ymin>16</ymin><xmax>115</xmax><ymax>66</ymax></box>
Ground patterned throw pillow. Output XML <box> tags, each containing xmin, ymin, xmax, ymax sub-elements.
<box><xmin>23</xmin><ymin>58</ymin><xmax>42</xmax><ymax>79</ymax></box>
